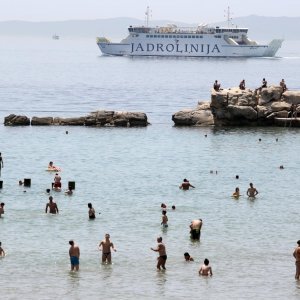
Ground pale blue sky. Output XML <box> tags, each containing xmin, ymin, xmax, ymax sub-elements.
<box><xmin>1</xmin><ymin>0</ymin><xmax>299</xmax><ymax>22</ymax></box>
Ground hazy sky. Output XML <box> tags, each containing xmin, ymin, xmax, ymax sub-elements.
<box><xmin>1</xmin><ymin>0</ymin><xmax>300</xmax><ymax>22</ymax></box>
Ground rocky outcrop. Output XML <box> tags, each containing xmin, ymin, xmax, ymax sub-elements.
<box><xmin>173</xmin><ymin>85</ymin><xmax>300</xmax><ymax>127</ymax></box>
<box><xmin>31</xmin><ymin>117</ymin><xmax>53</xmax><ymax>126</ymax></box>
<box><xmin>4</xmin><ymin>114</ymin><xmax>30</xmax><ymax>126</ymax></box>
<box><xmin>172</xmin><ymin>102</ymin><xmax>214</xmax><ymax>126</ymax></box>
<box><xmin>4</xmin><ymin>110</ymin><xmax>149</xmax><ymax>127</ymax></box>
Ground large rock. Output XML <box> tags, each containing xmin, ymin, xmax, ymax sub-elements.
<box><xmin>282</xmin><ymin>91</ymin><xmax>300</xmax><ymax>105</ymax></box>
<box><xmin>4</xmin><ymin>114</ymin><xmax>30</xmax><ymax>126</ymax></box>
<box><xmin>227</xmin><ymin>105</ymin><xmax>258</xmax><ymax>120</ymax></box>
<box><xmin>31</xmin><ymin>117</ymin><xmax>53</xmax><ymax>126</ymax></box>
<box><xmin>53</xmin><ymin>117</ymin><xmax>85</xmax><ymax>126</ymax></box>
<box><xmin>85</xmin><ymin>110</ymin><xmax>115</xmax><ymax>126</ymax></box>
<box><xmin>121</xmin><ymin>112</ymin><xmax>148</xmax><ymax>127</ymax></box>
<box><xmin>258</xmin><ymin>86</ymin><xmax>282</xmax><ymax>105</ymax></box>
<box><xmin>172</xmin><ymin>102</ymin><xmax>214</xmax><ymax>126</ymax></box>
<box><xmin>271</xmin><ymin>101</ymin><xmax>291</xmax><ymax>112</ymax></box>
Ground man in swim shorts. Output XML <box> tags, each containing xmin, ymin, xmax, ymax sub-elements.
<box><xmin>45</xmin><ymin>196</ymin><xmax>59</xmax><ymax>214</ymax></box>
<box><xmin>53</xmin><ymin>173</ymin><xmax>61</xmax><ymax>189</ymax></box>
<box><xmin>190</xmin><ymin>219</ymin><xmax>202</xmax><ymax>240</ymax></box>
<box><xmin>293</xmin><ymin>240</ymin><xmax>300</xmax><ymax>280</ymax></box>
<box><xmin>69</xmin><ymin>240</ymin><xmax>80</xmax><ymax>271</ymax></box>
<box><xmin>98</xmin><ymin>233</ymin><xmax>116</xmax><ymax>264</ymax></box>
<box><xmin>151</xmin><ymin>237</ymin><xmax>167</xmax><ymax>270</ymax></box>
<box><xmin>179</xmin><ymin>178</ymin><xmax>195</xmax><ymax>190</ymax></box>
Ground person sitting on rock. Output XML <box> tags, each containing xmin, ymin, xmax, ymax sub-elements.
<box><xmin>261</xmin><ymin>78</ymin><xmax>267</xmax><ymax>89</ymax></box>
<box><xmin>239</xmin><ymin>79</ymin><xmax>246</xmax><ymax>90</ymax></box>
<box><xmin>213</xmin><ymin>80</ymin><xmax>221</xmax><ymax>91</ymax></box>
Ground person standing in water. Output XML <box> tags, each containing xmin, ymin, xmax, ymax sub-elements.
<box><xmin>0</xmin><ymin>203</ymin><xmax>5</xmax><ymax>218</ymax></box>
<box><xmin>0</xmin><ymin>242</ymin><xmax>5</xmax><ymax>257</ymax></box>
<box><xmin>161</xmin><ymin>210</ymin><xmax>168</xmax><ymax>228</ymax></box>
<box><xmin>247</xmin><ymin>183</ymin><xmax>258</xmax><ymax>198</ymax></box>
<box><xmin>0</xmin><ymin>152</ymin><xmax>3</xmax><ymax>177</ymax></box>
<box><xmin>199</xmin><ymin>258</ymin><xmax>213</xmax><ymax>276</ymax></box>
<box><xmin>88</xmin><ymin>203</ymin><xmax>96</xmax><ymax>219</ymax></box>
<box><xmin>190</xmin><ymin>219</ymin><xmax>202</xmax><ymax>240</ymax></box>
<box><xmin>69</xmin><ymin>240</ymin><xmax>80</xmax><ymax>271</ymax></box>
<box><xmin>151</xmin><ymin>237</ymin><xmax>167</xmax><ymax>270</ymax></box>
<box><xmin>232</xmin><ymin>187</ymin><xmax>240</xmax><ymax>199</ymax></box>
<box><xmin>45</xmin><ymin>196</ymin><xmax>59</xmax><ymax>214</ymax></box>
<box><xmin>293</xmin><ymin>240</ymin><xmax>300</xmax><ymax>280</ymax></box>
<box><xmin>179</xmin><ymin>178</ymin><xmax>195</xmax><ymax>190</ymax></box>
<box><xmin>98</xmin><ymin>234</ymin><xmax>117</xmax><ymax>264</ymax></box>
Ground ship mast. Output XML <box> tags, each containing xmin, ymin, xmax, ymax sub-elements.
<box><xmin>225</xmin><ymin>6</ymin><xmax>233</xmax><ymax>28</ymax></box>
<box><xmin>145</xmin><ymin>6</ymin><xmax>151</xmax><ymax>27</ymax></box>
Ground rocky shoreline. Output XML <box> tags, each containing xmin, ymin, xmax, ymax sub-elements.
<box><xmin>4</xmin><ymin>110</ymin><xmax>149</xmax><ymax>127</ymax></box>
<box><xmin>173</xmin><ymin>86</ymin><xmax>300</xmax><ymax>127</ymax></box>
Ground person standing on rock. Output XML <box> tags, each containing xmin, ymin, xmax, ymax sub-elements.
<box><xmin>293</xmin><ymin>240</ymin><xmax>300</xmax><ymax>280</ymax></box>
<box><xmin>239</xmin><ymin>79</ymin><xmax>246</xmax><ymax>90</ymax></box>
<box><xmin>0</xmin><ymin>152</ymin><xmax>3</xmax><ymax>177</ymax></box>
<box><xmin>247</xmin><ymin>183</ymin><xmax>258</xmax><ymax>198</ymax></box>
<box><xmin>280</xmin><ymin>79</ymin><xmax>287</xmax><ymax>93</ymax></box>
<box><xmin>213</xmin><ymin>80</ymin><xmax>221</xmax><ymax>91</ymax></box>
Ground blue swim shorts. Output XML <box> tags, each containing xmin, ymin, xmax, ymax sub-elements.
<box><xmin>70</xmin><ymin>256</ymin><xmax>79</xmax><ymax>266</ymax></box>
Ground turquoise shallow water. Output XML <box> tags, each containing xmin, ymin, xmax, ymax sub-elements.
<box><xmin>0</xmin><ymin>37</ymin><xmax>300</xmax><ymax>299</ymax></box>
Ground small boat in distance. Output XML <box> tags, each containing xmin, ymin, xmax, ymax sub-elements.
<box><xmin>52</xmin><ymin>34</ymin><xmax>60</xmax><ymax>40</ymax></box>
<box><xmin>96</xmin><ymin>7</ymin><xmax>283</xmax><ymax>57</ymax></box>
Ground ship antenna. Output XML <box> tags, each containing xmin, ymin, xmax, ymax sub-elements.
<box><xmin>145</xmin><ymin>6</ymin><xmax>151</xmax><ymax>27</ymax></box>
<box><xmin>224</xmin><ymin>6</ymin><xmax>233</xmax><ymax>28</ymax></box>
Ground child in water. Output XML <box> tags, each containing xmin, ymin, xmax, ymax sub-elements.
<box><xmin>199</xmin><ymin>258</ymin><xmax>213</xmax><ymax>276</ymax></box>
<box><xmin>232</xmin><ymin>187</ymin><xmax>240</xmax><ymax>199</ymax></box>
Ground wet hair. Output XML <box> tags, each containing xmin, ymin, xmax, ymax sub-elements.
<box><xmin>161</xmin><ymin>203</ymin><xmax>166</xmax><ymax>208</ymax></box>
<box><xmin>88</xmin><ymin>203</ymin><xmax>92</xmax><ymax>208</ymax></box>
<box><xmin>250</xmin><ymin>183</ymin><xmax>253</xmax><ymax>187</ymax></box>
<box><xmin>297</xmin><ymin>240</ymin><xmax>300</xmax><ymax>246</ymax></box>
<box><xmin>236</xmin><ymin>175</ymin><xmax>239</xmax><ymax>179</ymax></box>
<box><xmin>49</xmin><ymin>161</ymin><xmax>53</xmax><ymax>165</ymax></box>
<box><xmin>183</xmin><ymin>178</ymin><xmax>188</xmax><ymax>182</ymax></box>
<box><xmin>46</xmin><ymin>189</ymin><xmax>50</xmax><ymax>193</ymax></box>
<box><xmin>235</xmin><ymin>187</ymin><xmax>239</xmax><ymax>192</ymax></box>
<box><xmin>184</xmin><ymin>252</ymin><xmax>190</xmax><ymax>257</ymax></box>
<box><xmin>162</xmin><ymin>210</ymin><xmax>167</xmax><ymax>215</ymax></box>
<box><xmin>0</xmin><ymin>202</ymin><xmax>4</xmax><ymax>206</ymax></box>
<box><xmin>157</xmin><ymin>237</ymin><xmax>162</xmax><ymax>242</ymax></box>
<box><xmin>204</xmin><ymin>258</ymin><xmax>209</xmax><ymax>265</ymax></box>
<box><xmin>49</xmin><ymin>196</ymin><xmax>53</xmax><ymax>201</ymax></box>
<box><xmin>172</xmin><ymin>205</ymin><xmax>176</xmax><ymax>210</ymax></box>
<box><xmin>69</xmin><ymin>240</ymin><xmax>74</xmax><ymax>245</ymax></box>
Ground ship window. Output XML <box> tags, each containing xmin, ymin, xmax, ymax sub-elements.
<box><xmin>150</xmin><ymin>35</ymin><xmax>153</xmax><ymax>38</ymax></box>
<box><xmin>169</xmin><ymin>35</ymin><xmax>172</xmax><ymax>38</ymax></box>
<box><xmin>146</xmin><ymin>35</ymin><xmax>149</xmax><ymax>38</ymax></box>
<box><xmin>184</xmin><ymin>35</ymin><xmax>187</xmax><ymax>38</ymax></box>
<box><xmin>188</xmin><ymin>35</ymin><xmax>191</xmax><ymax>38</ymax></box>
<box><xmin>173</xmin><ymin>35</ymin><xmax>176</xmax><ymax>38</ymax></box>
<box><xmin>161</xmin><ymin>35</ymin><xmax>164</xmax><ymax>38</ymax></box>
<box><xmin>154</xmin><ymin>35</ymin><xmax>157</xmax><ymax>38</ymax></box>
<box><xmin>192</xmin><ymin>36</ymin><xmax>195</xmax><ymax>38</ymax></box>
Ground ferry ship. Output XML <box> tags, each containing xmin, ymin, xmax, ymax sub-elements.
<box><xmin>96</xmin><ymin>7</ymin><xmax>283</xmax><ymax>57</ymax></box>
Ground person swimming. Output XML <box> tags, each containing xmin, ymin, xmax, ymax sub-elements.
<box><xmin>232</xmin><ymin>187</ymin><xmax>240</xmax><ymax>199</ymax></box>
<box><xmin>199</xmin><ymin>258</ymin><xmax>213</xmax><ymax>276</ymax></box>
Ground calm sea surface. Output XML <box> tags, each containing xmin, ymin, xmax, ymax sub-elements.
<box><xmin>0</xmin><ymin>37</ymin><xmax>300</xmax><ymax>299</ymax></box>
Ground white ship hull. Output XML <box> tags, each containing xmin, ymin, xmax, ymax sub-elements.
<box><xmin>97</xmin><ymin>22</ymin><xmax>283</xmax><ymax>58</ymax></box>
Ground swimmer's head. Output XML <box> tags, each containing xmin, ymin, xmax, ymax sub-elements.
<box><xmin>69</xmin><ymin>240</ymin><xmax>74</xmax><ymax>246</ymax></box>
<box><xmin>204</xmin><ymin>258</ymin><xmax>209</xmax><ymax>265</ymax></box>
<box><xmin>105</xmin><ymin>234</ymin><xmax>110</xmax><ymax>239</ymax></box>
<box><xmin>46</xmin><ymin>189</ymin><xmax>50</xmax><ymax>193</ymax></box>
<box><xmin>161</xmin><ymin>203</ymin><xmax>166</xmax><ymax>208</ymax></box>
<box><xmin>49</xmin><ymin>161</ymin><xmax>53</xmax><ymax>166</ymax></box>
<box><xmin>162</xmin><ymin>210</ymin><xmax>167</xmax><ymax>215</ymax></box>
<box><xmin>0</xmin><ymin>202</ymin><xmax>4</xmax><ymax>207</ymax></box>
<box><xmin>157</xmin><ymin>237</ymin><xmax>162</xmax><ymax>243</ymax></box>
<box><xmin>250</xmin><ymin>183</ymin><xmax>253</xmax><ymax>187</ymax></box>
<box><xmin>172</xmin><ymin>205</ymin><xmax>176</xmax><ymax>210</ymax></box>
<box><xmin>236</xmin><ymin>175</ymin><xmax>239</xmax><ymax>179</ymax></box>
<box><xmin>88</xmin><ymin>203</ymin><xmax>92</xmax><ymax>208</ymax></box>
<box><xmin>49</xmin><ymin>196</ymin><xmax>53</xmax><ymax>201</ymax></box>
<box><xmin>297</xmin><ymin>240</ymin><xmax>300</xmax><ymax>246</ymax></box>
<box><xmin>183</xmin><ymin>178</ymin><xmax>188</xmax><ymax>182</ymax></box>
<box><xmin>184</xmin><ymin>252</ymin><xmax>190</xmax><ymax>260</ymax></box>
<box><xmin>18</xmin><ymin>180</ymin><xmax>23</xmax><ymax>185</ymax></box>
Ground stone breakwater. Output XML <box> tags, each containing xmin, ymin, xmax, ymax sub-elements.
<box><xmin>172</xmin><ymin>86</ymin><xmax>300</xmax><ymax>127</ymax></box>
<box><xmin>4</xmin><ymin>111</ymin><xmax>149</xmax><ymax>127</ymax></box>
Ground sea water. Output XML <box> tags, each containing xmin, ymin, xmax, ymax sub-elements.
<box><xmin>0</xmin><ymin>37</ymin><xmax>300</xmax><ymax>299</ymax></box>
